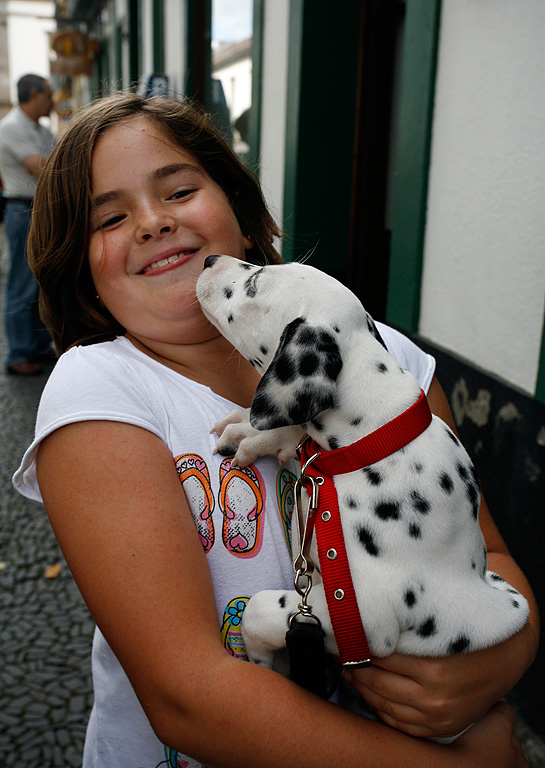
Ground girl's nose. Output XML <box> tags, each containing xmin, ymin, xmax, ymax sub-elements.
<box><xmin>135</xmin><ymin>204</ymin><xmax>176</xmax><ymax>241</ymax></box>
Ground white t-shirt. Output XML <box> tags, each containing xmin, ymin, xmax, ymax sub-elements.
<box><xmin>13</xmin><ymin>327</ymin><xmax>435</xmax><ymax>768</ymax></box>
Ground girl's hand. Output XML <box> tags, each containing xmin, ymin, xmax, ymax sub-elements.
<box><xmin>342</xmin><ymin>635</ymin><xmax>527</xmax><ymax>739</ymax></box>
<box><xmin>451</xmin><ymin>702</ymin><xmax>528</xmax><ymax>768</ymax></box>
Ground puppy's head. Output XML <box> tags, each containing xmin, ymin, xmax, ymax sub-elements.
<box><xmin>196</xmin><ymin>256</ymin><xmax>368</xmax><ymax>429</ymax></box>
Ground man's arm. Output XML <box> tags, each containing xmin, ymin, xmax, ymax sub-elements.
<box><xmin>22</xmin><ymin>153</ymin><xmax>48</xmax><ymax>177</ymax></box>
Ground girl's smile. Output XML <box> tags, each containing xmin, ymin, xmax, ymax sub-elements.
<box><xmin>88</xmin><ymin>117</ymin><xmax>253</xmax><ymax>349</ymax></box>
<box><xmin>140</xmin><ymin>248</ymin><xmax>198</xmax><ymax>275</ymax></box>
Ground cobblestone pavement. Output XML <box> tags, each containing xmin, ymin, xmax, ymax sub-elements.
<box><xmin>0</xmin><ymin>229</ymin><xmax>544</xmax><ymax>767</ymax></box>
<box><xmin>0</xmin><ymin>234</ymin><xmax>94</xmax><ymax>767</ymax></box>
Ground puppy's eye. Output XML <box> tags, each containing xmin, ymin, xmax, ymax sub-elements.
<box><xmin>244</xmin><ymin>267</ymin><xmax>264</xmax><ymax>297</ymax></box>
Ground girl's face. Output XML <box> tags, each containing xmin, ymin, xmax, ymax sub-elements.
<box><xmin>88</xmin><ymin>116</ymin><xmax>252</xmax><ymax>347</ymax></box>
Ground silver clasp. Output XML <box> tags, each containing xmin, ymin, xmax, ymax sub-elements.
<box><xmin>290</xmin><ymin>453</ymin><xmax>324</xmax><ymax>626</ymax></box>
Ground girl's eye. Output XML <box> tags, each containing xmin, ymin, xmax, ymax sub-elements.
<box><xmin>99</xmin><ymin>214</ymin><xmax>125</xmax><ymax>230</ymax></box>
<box><xmin>169</xmin><ymin>188</ymin><xmax>197</xmax><ymax>201</ymax></box>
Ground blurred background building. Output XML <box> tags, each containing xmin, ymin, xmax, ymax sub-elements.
<box><xmin>0</xmin><ymin>0</ymin><xmax>543</xmax><ymax>742</ymax></box>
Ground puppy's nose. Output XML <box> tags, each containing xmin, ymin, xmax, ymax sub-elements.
<box><xmin>203</xmin><ymin>255</ymin><xmax>221</xmax><ymax>270</ymax></box>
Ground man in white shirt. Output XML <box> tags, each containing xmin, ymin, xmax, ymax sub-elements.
<box><xmin>0</xmin><ymin>74</ymin><xmax>56</xmax><ymax>375</ymax></box>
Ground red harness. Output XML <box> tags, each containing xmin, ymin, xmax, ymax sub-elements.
<box><xmin>298</xmin><ymin>389</ymin><xmax>432</xmax><ymax>667</ymax></box>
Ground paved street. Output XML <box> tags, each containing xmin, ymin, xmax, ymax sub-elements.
<box><xmin>0</xmin><ymin>228</ymin><xmax>543</xmax><ymax>767</ymax></box>
<box><xmin>0</xmin><ymin>234</ymin><xmax>94</xmax><ymax>766</ymax></box>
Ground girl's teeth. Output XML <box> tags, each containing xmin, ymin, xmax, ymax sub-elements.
<box><xmin>150</xmin><ymin>253</ymin><xmax>183</xmax><ymax>269</ymax></box>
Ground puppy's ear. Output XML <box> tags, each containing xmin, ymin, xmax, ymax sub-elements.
<box><xmin>366</xmin><ymin>312</ymin><xmax>388</xmax><ymax>351</ymax></box>
<box><xmin>250</xmin><ymin>318</ymin><xmax>342</xmax><ymax>430</ymax></box>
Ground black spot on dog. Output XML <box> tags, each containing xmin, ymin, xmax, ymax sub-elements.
<box><xmin>325</xmin><ymin>355</ymin><xmax>343</xmax><ymax>381</ymax></box>
<box><xmin>467</xmin><ymin>483</ymin><xmax>480</xmax><ymax>519</ymax></box>
<box><xmin>310</xmin><ymin>418</ymin><xmax>324</xmax><ymax>432</ymax></box>
<box><xmin>457</xmin><ymin>463</ymin><xmax>480</xmax><ymax>518</ymax></box>
<box><xmin>363</xmin><ymin>467</ymin><xmax>382</xmax><ymax>486</ymax></box>
<box><xmin>440</xmin><ymin>472</ymin><xmax>454</xmax><ymax>493</ymax></box>
<box><xmin>512</xmin><ymin>599</ymin><xmax>520</xmax><ymax>609</ymax></box>
<box><xmin>286</xmin><ymin>388</ymin><xmax>333</xmax><ymax>425</ymax></box>
<box><xmin>299</xmin><ymin>352</ymin><xmax>319</xmax><ymax>376</ymax></box>
<box><xmin>358</xmin><ymin>526</ymin><xmax>380</xmax><ymax>556</ymax></box>
<box><xmin>417</xmin><ymin>617</ymin><xmax>437</xmax><ymax>638</ymax></box>
<box><xmin>318</xmin><ymin>330</ymin><xmax>337</xmax><ymax>353</ymax></box>
<box><xmin>251</xmin><ymin>390</ymin><xmax>276</xmax><ymax>420</ymax></box>
<box><xmin>446</xmin><ymin>428</ymin><xmax>461</xmax><ymax>447</ymax></box>
<box><xmin>328</xmin><ymin>436</ymin><xmax>340</xmax><ymax>450</ymax></box>
<box><xmin>279</xmin><ymin>595</ymin><xmax>286</xmax><ymax>609</ymax></box>
<box><xmin>249</xmin><ymin>359</ymin><xmax>256</xmax><ymax>367</ymax></box>
<box><xmin>227</xmin><ymin>313</ymin><xmax>234</xmax><ymax>324</ymax></box>
<box><xmin>239</xmin><ymin>262</ymin><xmax>253</xmax><ymax>270</ymax></box>
<box><xmin>457</xmin><ymin>463</ymin><xmax>469</xmax><ymax>481</ymax></box>
<box><xmin>345</xmin><ymin>496</ymin><xmax>359</xmax><ymax>509</ymax></box>
<box><xmin>223</xmin><ymin>286</ymin><xmax>233</xmax><ymax>299</ymax></box>
<box><xmin>408</xmin><ymin>523</ymin><xmax>422</xmax><ymax>539</ymax></box>
<box><xmin>471</xmin><ymin>560</ymin><xmax>477</xmax><ymax>570</ymax></box>
<box><xmin>404</xmin><ymin>589</ymin><xmax>417</xmax><ymax>608</ymax></box>
<box><xmin>351</xmin><ymin>416</ymin><xmax>363</xmax><ymax>426</ymax></box>
<box><xmin>273</xmin><ymin>352</ymin><xmax>297</xmax><ymax>383</ymax></box>
<box><xmin>259</xmin><ymin>345</ymin><xmax>268</xmax><ymax>355</ymax></box>
<box><xmin>376</xmin><ymin>361</ymin><xmax>389</xmax><ymax>374</ymax></box>
<box><xmin>411</xmin><ymin>491</ymin><xmax>430</xmax><ymax>514</ymax></box>
<box><xmin>412</xmin><ymin>462</ymin><xmax>424</xmax><ymax>474</ymax></box>
<box><xmin>375</xmin><ymin>501</ymin><xmax>400</xmax><ymax>521</ymax></box>
<box><xmin>333</xmin><ymin>325</ymin><xmax>340</xmax><ymax>334</ymax></box>
<box><xmin>448</xmin><ymin>635</ymin><xmax>470</xmax><ymax>654</ymax></box>
<box><xmin>490</xmin><ymin>573</ymin><xmax>505</xmax><ymax>583</ymax></box>
<box><xmin>298</xmin><ymin>326</ymin><xmax>318</xmax><ymax>346</ymax></box>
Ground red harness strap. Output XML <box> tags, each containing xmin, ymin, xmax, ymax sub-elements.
<box><xmin>299</xmin><ymin>390</ymin><xmax>432</xmax><ymax>667</ymax></box>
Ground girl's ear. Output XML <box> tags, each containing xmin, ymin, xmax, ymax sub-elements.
<box><xmin>243</xmin><ymin>233</ymin><xmax>254</xmax><ymax>250</ymax></box>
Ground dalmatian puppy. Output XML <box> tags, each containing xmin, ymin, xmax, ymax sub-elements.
<box><xmin>196</xmin><ymin>255</ymin><xmax>529</xmax><ymax>668</ymax></box>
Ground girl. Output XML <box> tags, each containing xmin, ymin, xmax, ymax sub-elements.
<box><xmin>14</xmin><ymin>94</ymin><xmax>537</xmax><ymax>768</ymax></box>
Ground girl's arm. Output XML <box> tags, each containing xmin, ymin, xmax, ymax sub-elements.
<box><xmin>36</xmin><ymin>419</ymin><xmax>528</xmax><ymax>768</ymax></box>
<box><xmin>345</xmin><ymin>376</ymin><xmax>539</xmax><ymax>739</ymax></box>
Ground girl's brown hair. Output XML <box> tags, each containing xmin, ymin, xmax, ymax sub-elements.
<box><xmin>28</xmin><ymin>93</ymin><xmax>282</xmax><ymax>353</ymax></box>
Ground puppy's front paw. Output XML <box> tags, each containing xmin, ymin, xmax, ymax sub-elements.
<box><xmin>212</xmin><ymin>407</ymin><xmax>251</xmax><ymax>437</ymax></box>
<box><xmin>216</xmin><ymin>423</ymin><xmax>266</xmax><ymax>465</ymax></box>
<box><xmin>212</xmin><ymin>411</ymin><xmax>304</xmax><ymax>467</ymax></box>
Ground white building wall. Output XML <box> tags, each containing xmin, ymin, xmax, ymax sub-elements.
<box><xmin>5</xmin><ymin>0</ymin><xmax>55</xmax><ymax>105</ymax></box>
<box><xmin>258</xmin><ymin>0</ymin><xmax>289</xmax><ymax>245</ymax></box>
<box><xmin>214</xmin><ymin>57</ymin><xmax>251</xmax><ymax>123</ymax></box>
<box><xmin>164</xmin><ymin>0</ymin><xmax>186</xmax><ymax>96</ymax></box>
<box><xmin>420</xmin><ymin>0</ymin><xmax>545</xmax><ymax>394</ymax></box>
<box><xmin>141</xmin><ymin>0</ymin><xmax>153</xmax><ymax>75</ymax></box>
<box><xmin>0</xmin><ymin>0</ymin><xmax>10</xmax><ymax>116</ymax></box>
